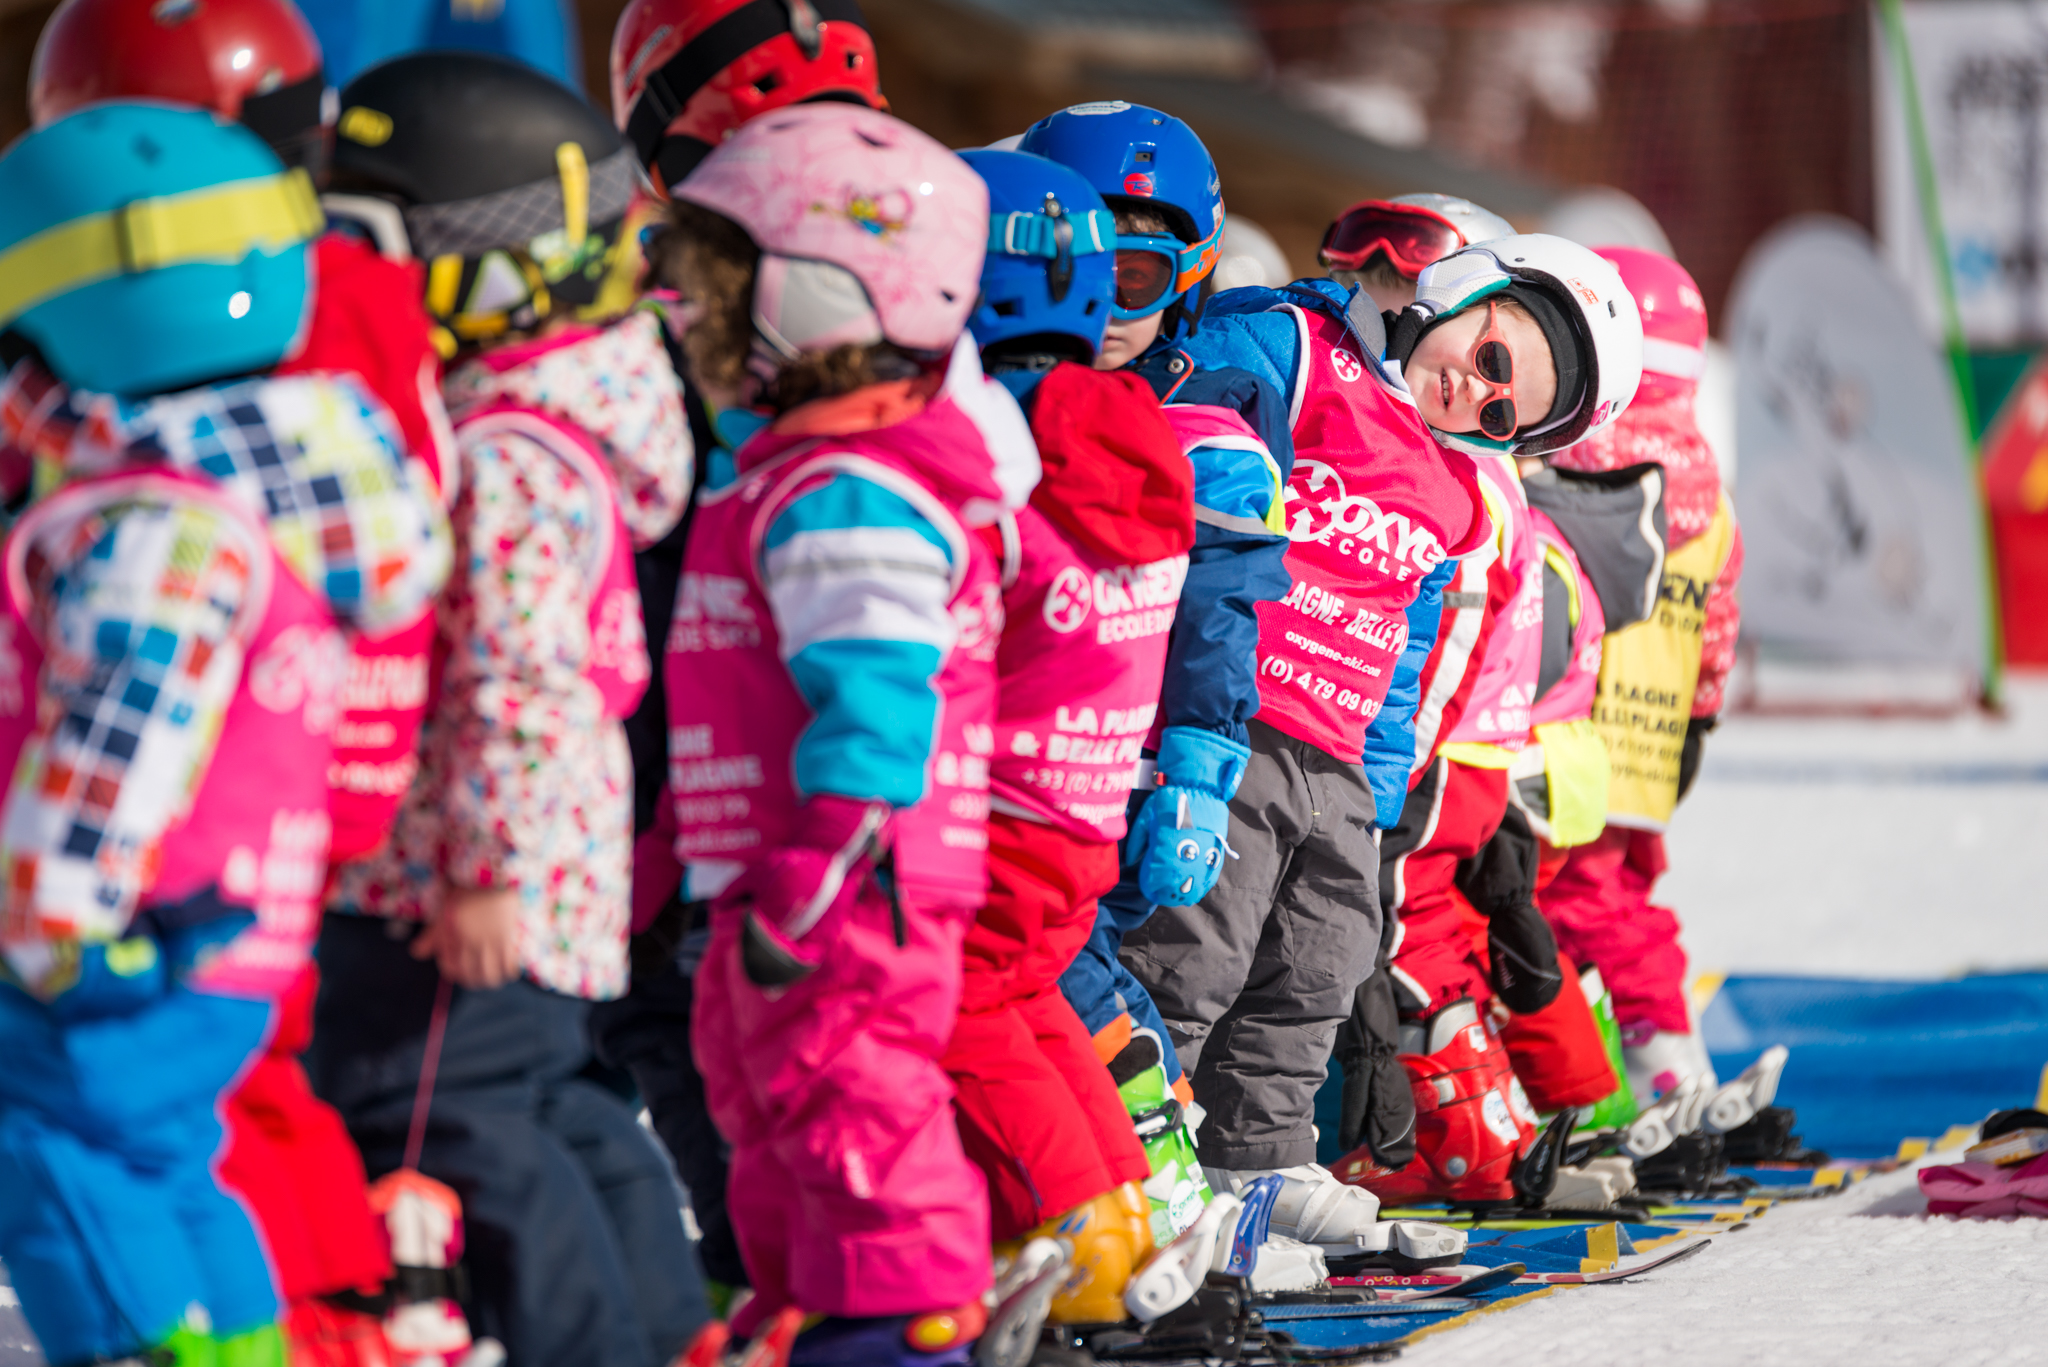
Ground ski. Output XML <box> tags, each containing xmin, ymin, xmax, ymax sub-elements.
<box><xmin>1384</xmin><ymin>1261</ymin><xmax>1527</xmax><ymax>1300</ymax></box>
<box><xmin>1334</xmin><ymin>1237</ymin><xmax>1711</xmax><ymax>1288</ymax></box>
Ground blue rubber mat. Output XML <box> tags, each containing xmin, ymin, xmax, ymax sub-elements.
<box><xmin>1702</xmin><ymin>972</ymin><xmax>2048</xmax><ymax>1157</ymax></box>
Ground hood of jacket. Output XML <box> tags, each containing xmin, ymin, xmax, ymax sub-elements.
<box><xmin>1521</xmin><ymin>461</ymin><xmax>1668</xmax><ymax>634</ymax></box>
<box><xmin>442</xmin><ymin>311</ymin><xmax>694</xmax><ymax>551</ymax></box>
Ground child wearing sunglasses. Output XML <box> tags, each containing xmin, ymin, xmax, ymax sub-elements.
<box><xmin>1114</xmin><ymin>234</ymin><xmax>1642</xmax><ymax>1251</ymax></box>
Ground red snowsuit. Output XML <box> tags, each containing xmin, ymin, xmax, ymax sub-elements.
<box><xmin>944</xmin><ymin>363</ymin><xmax>1191</xmax><ymax>1237</ymax></box>
<box><xmin>217</xmin><ymin>235</ymin><xmax>452</xmax><ymax>1328</ymax></box>
<box><xmin>1539</xmin><ymin>390</ymin><xmax>1743</xmax><ymax>1038</ymax></box>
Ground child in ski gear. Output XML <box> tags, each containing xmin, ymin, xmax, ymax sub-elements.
<box><xmin>308</xmin><ymin>52</ymin><xmax>700</xmax><ymax>1367</ymax></box>
<box><xmin>29</xmin><ymin>5</ymin><xmax>460</xmax><ymax>1353</ymax></box>
<box><xmin>0</xmin><ymin>102</ymin><xmax>448</xmax><ymax>1367</ymax></box>
<box><xmin>1537</xmin><ymin>246</ymin><xmax>1744</xmax><ymax>1112</ymax></box>
<box><xmin>1137</xmin><ymin>235</ymin><xmax>1640</xmax><ymax>1245</ymax></box>
<box><xmin>1313</xmin><ymin>236</ymin><xmax>1643</xmax><ymax>1208</ymax></box>
<box><xmin>946</xmin><ymin>148</ymin><xmax>1187</xmax><ymax>1293</ymax></box>
<box><xmin>1488</xmin><ymin>460</ymin><xmax>1667</xmax><ymax>1138</ymax></box>
<box><xmin>1016</xmin><ymin>102</ymin><xmax>1295</xmax><ymax>1108</ymax></box>
<box><xmin>596</xmin><ymin>0</ymin><xmax>895</xmax><ymax>1306</ymax></box>
<box><xmin>657</xmin><ymin>103</ymin><xmax>1016</xmax><ymax>1365</ymax></box>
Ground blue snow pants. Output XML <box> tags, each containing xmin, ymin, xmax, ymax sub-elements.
<box><xmin>308</xmin><ymin>913</ymin><xmax>704</xmax><ymax>1367</ymax></box>
<box><xmin>1058</xmin><ymin>789</ymin><xmax>1185</xmax><ymax>1085</ymax></box>
<box><xmin>0</xmin><ymin>928</ymin><xmax>277</xmax><ymax>1364</ymax></box>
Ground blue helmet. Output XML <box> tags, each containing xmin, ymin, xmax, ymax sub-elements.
<box><xmin>960</xmin><ymin>149</ymin><xmax>1118</xmax><ymax>363</ymax></box>
<box><xmin>0</xmin><ymin>102</ymin><xmax>322</xmax><ymax>398</ymax></box>
<box><xmin>1018</xmin><ymin>101</ymin><xmax>1224</xmax><ymax>326</ymax></box>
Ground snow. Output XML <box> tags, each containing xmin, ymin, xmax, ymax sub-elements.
<box><xmin>1403</xmin><ymin>1159</ymin><xmax>2048</xmax><ymax>1366</ymax></box>
<box><xmin>1662</xmin><ymin>671</ymin><xmax>2048</xmax><ymax>980</ymax></box>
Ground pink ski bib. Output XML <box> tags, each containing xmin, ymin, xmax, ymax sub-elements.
<box><xmin>666</xmin><ymin>400</ymin><xmax>1002</xmax><ymax>911</ymax></box>
<box><xmin>988</xmin><ymin>506</ymin><xmax>1187</xmax><ymax>843</ymax></box>
<box><xmin>1442</xmin><ymin>457</ymin><xmax>1542</xmax><ymax>751</ymax></box>
<box><xmin>1255</xmin><ymin>304</ymin><xmax>1487</xmax><ymax>762</ymax></box>
<box><xmin>1527</xmin><ymin>507</ymin><xmax>1607</xmax><ymax>728</ymax></box>
<box><xmin>0</xmin><ymin>470</ymin><xmax>342</xmax><ymax>998</ymax></box>
<box><xmin>454</xmin><ymin>403</ymin><xmax>651</xmax><ymax>722</ymax></box>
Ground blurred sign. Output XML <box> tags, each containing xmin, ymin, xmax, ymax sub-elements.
<box><xmin>1730</xmin><ymin>216</ymin><xmax>1990</xmax><ymax>678</ymax></box>
<box><xmin>1877</xmin><ymin>0</ymin><xmax>2048</xmax><ymax>345</ymax></box>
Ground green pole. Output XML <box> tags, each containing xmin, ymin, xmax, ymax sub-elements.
<box><xmin>1877</xmin><ymin>0</ymin><xmax>2004</xmax><ymax>707</ymax></box>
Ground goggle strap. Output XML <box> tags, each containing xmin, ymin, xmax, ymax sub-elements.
<box><xmin>989</xmin><ymin>208</ymin><xmax>1116</xmax><ymax>259</ymax></box>
<box><xmin>0</xmin><ymin>169</ymin><xmax>324</xmax><ymax>327</ymax></box>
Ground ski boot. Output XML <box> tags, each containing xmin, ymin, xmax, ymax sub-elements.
<box><xmin>1332</xmin><ymin>998</ymin><xmax>1532</xmax><ymax>1207</ymax></box>
<box><xmin>1623</xmin><ymin>1027</ymin><xmax>1716</xmax><ymax>1111</ymax></box>
<box><xmin>368</xmin><ymin>1168</ymin><xmax>504</xmax><ymax>1367</ymax></box>
<box><xmin>993</xmin><ymin>1182</ymin><xmax>1154</xmax><ymax>1325</ymax></box>
<box><xmin>977</xmin><ymin>1238</ymin><xmax>1068</xmax><ymax>1367</ymax></box>
<box><xmin>1569</xmin><ymin>966</ymin><xmax>1638</xmax><ymax>1132</ymax></box>
<box><xmin>1209</xmin><ymin>1162</ymin><xmax>1467</xmax><ymax>1267</ymax></box>
<box><xmin>1108</xmin><ymin>1028</ymin><xmax>1213</xmax><ymax>1244</ymax></box>
<box><xmin>213</xmin><ymin>1324</ymin><xmax>287</xmax><ymax>1367</ymax></box>
<box><xmin>1121</xmin><ymin>1177</ymin><xmax>1267</xmax><ymax>1323</ymax></box>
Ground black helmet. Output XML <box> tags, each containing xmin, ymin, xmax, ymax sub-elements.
<box><xmin>328</xmin><ymin>50</ymin><xmax>642</xmax><ymax>352</ymax></box>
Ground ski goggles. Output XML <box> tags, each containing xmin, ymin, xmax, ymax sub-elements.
<box><xmin>1113</xmin><ymin>224</ymin><xmax>1221</xmax><ymax>321</ymax></box>
<box><xmin>989</xmin><ymin>203</ymin><xmax>1117</xmax><ymax>304</ymax></box>
<box><xmin>1318</xmin><ymin>201</ymin><xmax>1465</xmax><ymax>277</ymax></box>
<box><xmin>1468</xmin><ymin>300</ymin><xmax>1520</xmax><ymax>440</ymax></box>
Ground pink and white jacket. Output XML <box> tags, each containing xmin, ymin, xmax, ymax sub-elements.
<box><xmin>336</xmin><ymin>314</ymin><xmax>692</xmax><ymax>1001</ymax></box>
<box><xmin>666</xmin><ymin>379</ymin><xmax>1008</xmax><ymax>913</ymax></box>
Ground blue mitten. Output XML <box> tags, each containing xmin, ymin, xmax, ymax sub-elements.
<box><xmin>1127</xmin><ymin>726</ymin><xmax>1250</xmax><ymax>907</ymax></box>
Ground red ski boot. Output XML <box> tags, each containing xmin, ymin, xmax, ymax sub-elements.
<box><xmin>1332</xmin><ymin>999</ymin><xmax>1533</xmax><ymax>1205</ymax></box>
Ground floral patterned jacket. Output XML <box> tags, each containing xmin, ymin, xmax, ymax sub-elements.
<box><xmin>336</xmin><ymin>313</ymin><xmax>692</xmax><ymax>998</ymax></box>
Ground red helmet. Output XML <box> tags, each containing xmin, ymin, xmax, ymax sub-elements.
<box><xmin>610</xmin><ymin>0</ymin><xmax>884</xmax><ymax>198</ymax></box>
<box><xmin>1593</xmin><ymin>245</ymin><xmax>1708</xmax><ymax>399</ymax></box>
<box><xmin>31</xmin><ymin>0</ymin><xmax>328</xmax><ymax>173</ymax></box>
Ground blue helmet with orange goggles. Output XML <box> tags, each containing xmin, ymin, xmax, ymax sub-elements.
<box><xmin>1017</xmin><ymin>101</ymin><xmax>1223</xmax><ymax>329</ymax></box>
<box><xmin>961</xmin><ymin>148</ymin><xmax>1118</xmax><ymax>365</ymax></box>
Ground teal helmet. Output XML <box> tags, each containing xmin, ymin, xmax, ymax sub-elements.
<box><xmin>0</xmin><ymin>101</ymin><xmax>323</xmax><ymax>397</ymax></box>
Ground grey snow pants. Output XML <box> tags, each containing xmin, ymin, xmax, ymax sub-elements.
<box><xmin>1120</xmin><ymin>718</ymin><xmax>1382</xmax><ymax>1170</ymax></box>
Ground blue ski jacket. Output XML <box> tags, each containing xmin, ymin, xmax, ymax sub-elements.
<box><xmin>1176</xmin><ymin>278</ymin><xmax>1459</xmax><ymax>826</ymax></box>
<box><xmin>1125</xmin><ymin>339</ymin><xmax>1295</xmax><ymax>749</ymax></box>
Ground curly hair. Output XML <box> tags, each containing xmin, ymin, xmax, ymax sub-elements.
<box><xmin>648</xmin><ymin>201</ymin><xmax>928</xmax><ymax>413</ymax></box>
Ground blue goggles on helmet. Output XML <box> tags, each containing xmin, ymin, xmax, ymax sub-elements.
<box><xmin>1113</xmin><ymin>225</ymin><xmax>1222</xmax><ymax>321</ymax></box>
<box><xmin>988</xmin><ymin>202</ymin><xmax>1117</xmax><ymax>304</ymax></box>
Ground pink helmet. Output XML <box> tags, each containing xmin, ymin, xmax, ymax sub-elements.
<box><xmin>1594</xmin><ymin>245</ymin><xmax>1708</xmax><ymax>403</ymax></box>
<box><xmin>674</xmin><ymin>103</ymin><xmax>986</xmax><ymax>356</ymax></box>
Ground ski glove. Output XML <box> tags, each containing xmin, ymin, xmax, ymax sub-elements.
<box><xmin>1676</xmin><ymin>714</ymin><xmax>1717</xmax><ymax>804</ymax></box>
<box><xmin>1126</xmin><ymin>726</ymin><xmax>1249</xmax><ymax>907</ymax></box>
<box><xmin>716</xmin><ymin>794</ymin><xmax>890</xmax><ymax>988</ymax></box>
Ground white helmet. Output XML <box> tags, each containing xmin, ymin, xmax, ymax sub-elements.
<box><xmin>1390</xmin><ymin>193</ymin><xmax>1514</xmax><ymax>250</ymax></box>
<box><xmin>1407</xmin><ymin>232</ymin><xmax>1643</xmax><ymax>459</ymax></box>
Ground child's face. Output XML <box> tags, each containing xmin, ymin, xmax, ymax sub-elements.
<box><xmin>1095</xmin><ymin>310</ymin><xmax>1165</xmax><ymax>371</ymax></box>
<box><xmin>1406</xmin><ymin>302</ymin><xmax>1557</xmax><ymax>438</ymax></box>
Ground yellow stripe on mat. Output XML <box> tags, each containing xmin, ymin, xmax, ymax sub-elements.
<box><xmin>1935</xmin><ymin>1124</ymin><xmax>1979</xmax><ymax>1153</ymax></box>
<box><xmin>1813</xmin><ymin>1168</ymin><xmax>1847</xmax><ymax>1188</ymax></box>
<box><xmin>1394</xmin><ymin>1287</ymin><xmax>1556</xmax><ymax>1349</ymax></box>
<box><xmin>2035</xmin><ymin>1061</ymin><xmax>2048</xmax><ymax>1111</ymax></box>
<box><xmin>1895</xmin><ymin>1137</ymin><xmax>1930</xmax><ymax>1162</ymax></box>
<box><xmin>1580</xmin><ymin>1222</ymin><xmax>1620</xmax><ymax>1273</ymax></box>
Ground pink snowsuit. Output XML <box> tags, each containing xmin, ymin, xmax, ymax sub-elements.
<box><xmin>1541</xmin><ymin>393</ymin><xmax>1744</xmax><ymax>1038</ymax></box>
<box><xmin>668</xmin><ymin>386</ymin><xmax>1005</xmax><ymax>1329</ymax></box>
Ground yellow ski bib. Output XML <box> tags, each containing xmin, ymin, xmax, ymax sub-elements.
<box><xmin>1591</xmin><ymin>495</ymin><xmax>1735</xmax><ymax>831</ymax></box>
